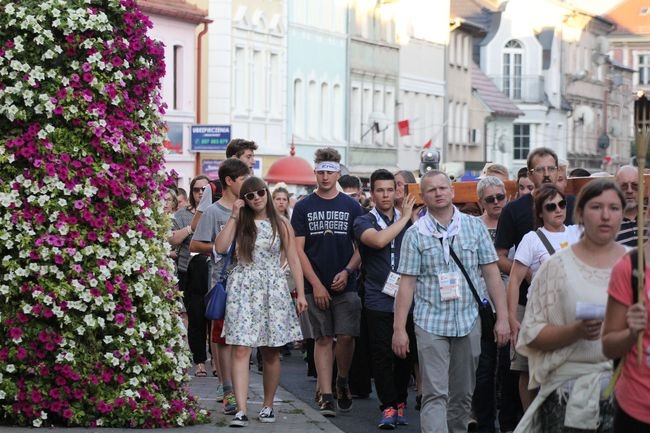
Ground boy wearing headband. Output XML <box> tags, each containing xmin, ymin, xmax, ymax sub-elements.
<box><xmin>291</xmin><ymin>147</ymin><xmax>364</xmax><ymax>417</ymax></box>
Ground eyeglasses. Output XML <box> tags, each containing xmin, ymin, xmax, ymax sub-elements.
<box><xmin>530</xmin><ymin>166</ymin><xmax>558</xmax><ymax>175</ymax></box>
<box><xmin>483</xmin><ymin>194</ymin><xmax>506</xmax><ymax>204</ymax></box>
<box><xmin>543</xmin><ymin>199</ymin><xmax>567</xmax><ymax>212</ymax></box>
<box><xmin>244</xmin><ymin>189</ymin><xmax>266</xmax><ymax>201</ymax></box>
<box><xmin>620</xmin><ymin>182</ymin><xmax>639</xmax><ymax>192</ymax></box>
<box><xmin>192</xmin><ymin>186</ymin><xmax>205</xmax><ymax>193</ymax></box>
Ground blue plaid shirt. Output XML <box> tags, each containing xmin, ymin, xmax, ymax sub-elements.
<box><xmin>397</xmin><ymin>211</ymin><xmax>497</xmax><ymax>337</ymax></box>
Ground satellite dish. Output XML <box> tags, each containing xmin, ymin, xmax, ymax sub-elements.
<box><xmin>368</xmin><ymin>112</ymin><xmax>390</xmax><ymax>132</ymax></box>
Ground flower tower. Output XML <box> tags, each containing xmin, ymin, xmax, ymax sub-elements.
<box><xmin>0</xmin><ymin>0</ymin><xmax>208</xmax><ymax>427</ymax></box>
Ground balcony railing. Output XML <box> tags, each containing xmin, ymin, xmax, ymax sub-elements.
<box><xmin>487</xmin><ymin>74</ymin><xmax>545</xmax><ymax>104</ymax></box>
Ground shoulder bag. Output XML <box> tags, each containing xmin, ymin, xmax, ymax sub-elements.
<box><xmin>448</xmin><ymin>245</ymin><xmax>496</xmax><ymax>341</ymax></box>
<box><xmin>204</xmin><ymin>242</ymin><xmax>236</xmax><ymax>320</ymax></box>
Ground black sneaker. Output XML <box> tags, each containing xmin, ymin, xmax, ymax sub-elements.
<box><xmin>319</xmin><ymin>399</ymin><xmax>336</xmax><ymax>417</ymax></box>
<box><xmin>336</xmin><ymin>382</ymin><xmax>352</xmax><ymax>412</ymax></box>
<box><xmin>229</xmin><ymin>411</ymin><xmax>248</xmax><ymax>427</ymax></box>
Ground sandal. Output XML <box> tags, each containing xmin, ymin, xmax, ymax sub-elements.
<box><xmin>195</xmin><ymin>363</ymin><xmax>207</xmax><ymax>377</ymax></box>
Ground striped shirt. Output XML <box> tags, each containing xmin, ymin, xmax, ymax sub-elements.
<box><xmin>616</xmin><ymin>218</ymin><xmax>649</xmax><ymax>247</ymax></box>
<box><xmin>398</xmin><ymin>211</ymin><xmax>497</xmax><ymax>337</ymax></box>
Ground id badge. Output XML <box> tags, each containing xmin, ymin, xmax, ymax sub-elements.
<box><xmin>381</xmin><ymin>272</ymin><xmax>401</xmax><ymax>298</ymax></box>
<box><xmin>439</xmin><ymin>272</ymin><xmax>461</xmax><ymax>302</ymax></box>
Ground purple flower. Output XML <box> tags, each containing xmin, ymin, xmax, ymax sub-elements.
<box><xmin>8</xmin><ymin>327</ymin><xmax>23</xmax><ymax>340</ymax></box>
<box><xmin>16</xmin><ymin>347</ymin><xmax>27</xmax><ymax>359</ymax></box>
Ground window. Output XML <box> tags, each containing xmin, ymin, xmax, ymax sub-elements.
<box><xmin>172</xmin><ymin>45</ymin><xmax>183</xmax><ymax>110</ymax></box>
<box><xmin>385</xmin><ymin>89</ymin><xmax>394</xmax><ymax>146</ymax></box>
<box><xmin>251</xmin><ymin>50</ymin><xmax>264</xmax><ymax>113</ymax></box>
<box><xmin>503</xmin><ymin>40</ymin><xmax>523</xmax><ymax>99</ymax></box>
<box><xmin>448</xmin><ymin>100</ymin><xmax>455</xmax><ymax>143</ymax></box>
<box><xmin>638</xmin><ymin>54</ymin><xmax>650</xmax><ymax>85</ymax></box>
<box><xmin>513</xmin><ymin>124</ymin><xmax>531</xmax><ymax>160</ymax></box>
<box><xmin>333</xmin><ymin>84</ymin><xmax>342</xmax><ymax>140</ymax></box>
<box><xmin>308</xmin><ymin>80</ymin><xmax>318</xmax><ymax>138</ymax></box>
<box><xmin>234</xmin><ymin>47</ymin><xmax>246</xmax><ymax>111</ymax></box>
<box><xmin>351</xmin><ymin>85</ymin><xmax>361</xmax><ymax>143</ymax></box>
<box><xmin>268</xmin><ymin>53</ymin><xmax>280</xmax><ymax>115</ymax></box>
<box><xmin>293</xmin><ymin>79</ymin><xmax>304</xmax><ymax>136</ymax></box>
<box><xmin>321</xmin><ymin>83</ymin><xmax>330</xmax><ymax>138</ymax></box>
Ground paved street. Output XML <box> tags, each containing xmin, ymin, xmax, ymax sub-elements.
<box><xmin>278</xmin><ymin>349</ymin><xmax>422</xmax><ymax>433</ymax></box>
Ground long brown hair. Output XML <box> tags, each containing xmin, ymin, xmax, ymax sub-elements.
<box><xmin>235</xmin><ymin>177</ymin><xmax>287</xmax><ymax>263</ymax></box>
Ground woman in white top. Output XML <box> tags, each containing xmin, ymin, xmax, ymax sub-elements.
<box><xmin>508</xmin><ymin>184</ymin><xmax>582</xmax><ymax>346</ymax></box>
<box><xmin>513</xmin><ymin>178</ymin><xmax>626</xmax><ymax>433</ymax></box>
<box><xmin>507</xmin><ymin>184</ymin><xmax>582</xmax><ymax>409</ymax></box>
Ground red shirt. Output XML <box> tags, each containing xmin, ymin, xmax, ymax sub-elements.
<box><xmin>608</xmin><ymin>255</ymin><xmax>650</xmax><ymax>423</ymax></box>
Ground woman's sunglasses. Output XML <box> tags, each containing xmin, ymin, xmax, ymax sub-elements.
<box><xmin>483</xmin><ymin>194</ymin><xmax>506</xmax><ymax>204</ymax></box>
<box><xmin>192</xmin><ymin>186</ymin><xmax>205</xmax><ymax>193</ymax></box>
<box><xmin>244</xmin><ymin>189</ymin><xmax>267</xmax><ymax>201</ymax></box>
<box><xmin>544</xmin><ymin>199</ymin><xmax>567</xmax><ymax>212</ymax></box>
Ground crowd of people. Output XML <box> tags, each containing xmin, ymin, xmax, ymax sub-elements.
<box><xmin>163</xmin><ymin>141</ymin><xmax>649</xmax><ymax>433</ymax></box>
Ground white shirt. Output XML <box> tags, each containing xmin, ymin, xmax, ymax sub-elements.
<box><xmin>514</xmin><ymin>225</ymin><xmax>582</xmax><ymax>278</ymax></box>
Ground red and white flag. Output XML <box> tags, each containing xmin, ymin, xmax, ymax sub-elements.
<box><xmin>397</xmin><ymin>120</ymin><xmax>410</xmax><ymax>137</ymax></box>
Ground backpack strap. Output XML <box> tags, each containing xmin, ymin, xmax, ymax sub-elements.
<box><xmin>629</xmin><ymin>248</ymin><xmax>640</xmax><ymax>304</ymax></box>
<box><xmin>535</xmin><ymin>229</ymin><xmax>556</xmax><ymax>256</ymax></box>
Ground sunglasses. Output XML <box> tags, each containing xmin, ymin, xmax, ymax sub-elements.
<box><xmin>544</xmin><ymin>199</ymin><xmax>567</xmax><ymax>212</ymax></box>
<box><xmin>483</xmin><ymin>194</ymin><xmax>506</xmax><ymax>204</ymax></box>
<box><xmin>192</xmin><ymin>186</ymin><xmax>205</xmax><ymax>193</ymax></box>
<box><xmin>244</xmin><ymin>189</ymin><xmax>267</xmax><ymax>201</ymax></box>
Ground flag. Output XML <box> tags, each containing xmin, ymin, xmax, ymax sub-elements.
<box><xmin>423</xmin><ymin>139</ymin><xmax>432</xmax><ymax>149</ymax></box>
<box><xmin>398</xmin><ymin>119</ymin><xmax>410</xmax><ymax>136</ymax></box>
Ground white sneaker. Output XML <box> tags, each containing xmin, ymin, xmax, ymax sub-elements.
<box><xmin>258</xmin><ymin>406</ymin><xmax>275</xmax><ymax>423</ymax></box>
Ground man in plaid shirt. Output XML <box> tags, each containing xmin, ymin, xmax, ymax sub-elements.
<box><xmin>392</xmin><ymin>170</ymin><xmax>509</xmax><ymax>433</ymax></box>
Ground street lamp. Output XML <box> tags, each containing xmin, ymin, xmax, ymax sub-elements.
<box><xmin>419</xmin><ymin>150</ymin><xmax>440</xmax><ymax>177</ymax></box>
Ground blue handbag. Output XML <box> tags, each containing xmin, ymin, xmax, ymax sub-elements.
<box><xmin>204</xmin><ymin>242</ymin><xmax>235</xmax><ymax>320</ymax></box>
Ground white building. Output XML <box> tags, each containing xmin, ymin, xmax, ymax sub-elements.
<box><xmin>140</xmin><ymin>0</ymin><xmax>209</xmax><ymax>190</ymax></box>
<box><xmin>205</xmin><ymin>0</ymin><xmax>288</xmax><ymax>176</ymax></box>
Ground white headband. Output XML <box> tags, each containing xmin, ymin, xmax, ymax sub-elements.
<box><xmin>315</xmin><ymin>161</ymin><xmax>341</xmax><ymax>172</ymax></box>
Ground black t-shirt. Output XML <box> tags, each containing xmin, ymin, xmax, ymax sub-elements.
<box><xmin>494</xmin><ymin>192</ymin><xmax>575</xmax><ymax>305</ymax></box>
<box><xmin>291</xmin><ymin>192</ymin><xmax>364</xmax><ymax>295</ymax></box>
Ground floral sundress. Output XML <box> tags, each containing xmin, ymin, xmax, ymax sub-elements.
<box><xmin>223</xmin><ymin>219</ymin><xmax>302</xmax><ymax>347</ymax></box>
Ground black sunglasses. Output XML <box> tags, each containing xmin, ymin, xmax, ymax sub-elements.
<box><xmin>244</xmin><ymin>189</ymin><xmax>266</xmax><ymax>201</ymax></box>
<box><xmin>483</xmin><ymin>194</ymin><xmax>506</xmax><ymax>204</ymax></box>
<box><xmin>544</xmin><ymin>199</ymin><xmax>567</xmax><ymax>212</ymax></box>
<box><xmin>192</xmin><ymin>186</ymin><xmax>205</xmax><ymax>193</ymax></box>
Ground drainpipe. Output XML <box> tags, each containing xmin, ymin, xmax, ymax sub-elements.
<box><xmin>195</xmin><ymin>21</ymin><xmax>210</xmax><ymax>176</ymax></box>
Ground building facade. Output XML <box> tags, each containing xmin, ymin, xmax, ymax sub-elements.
<box><xmin>287</xmin><ymin>0</ymin><xmax>348</xmax><ymax>165</ymax></box>
<box><xmin>140</xmin><ymin>0</ymin><xmax>209</xmax><ymax>190</ymax></box>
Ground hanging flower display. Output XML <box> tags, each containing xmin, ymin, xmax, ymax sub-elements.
<box><xmin>0</xmin><ymin>0</ymin><xmax>209</xmax><ymax>427</ymax></box>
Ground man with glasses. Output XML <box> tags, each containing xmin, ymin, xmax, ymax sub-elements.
<box><xmin>291</xmin><ymin>147</ymin><xmax>364</xmax><ymax>417</ymax></box>
<box><xmin>494</xmin><ymin>147</ymin><xmax>575</xmax><ymax>414</ymax></box>
<box><xmin>614</xmin><ymin>165</ymin><xmax>648</xmax><ymax>246</ymax></box>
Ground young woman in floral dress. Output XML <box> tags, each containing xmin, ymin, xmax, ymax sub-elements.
<box><xmin>215</xmin><ymin>176</ymin><xmax>307</xmax><ymax>427</ymax></box>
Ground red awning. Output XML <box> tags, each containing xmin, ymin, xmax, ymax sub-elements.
<box><xmin>264</xmin><ymin>155</ymin><xmax>316</xmax><ymax>186</ymax></box>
